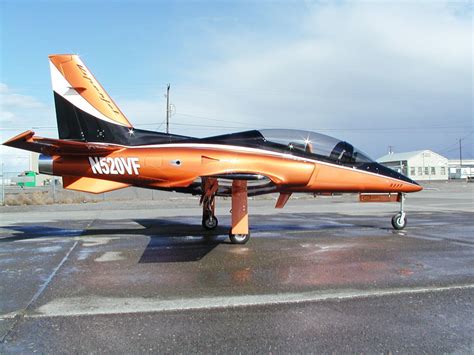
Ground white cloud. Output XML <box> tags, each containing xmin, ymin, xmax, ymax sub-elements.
<box><xmin>142</xmin><ymin>1</ymin><xmax>472</xmax><ymax>158</ymax></box>
<box><xmin>0</xmin><ymin>83</ymin><xmax>45</xmax><ymax>110</ymax></box>
<box><xmin>1</xmin><ymin>0</ymin><xmax>472</xmax><ymax>174</ymax></box>
<box><xmin>0</xmin><ymin>83</ymin><xmax>54</xmax><ymax>172</ymax></box>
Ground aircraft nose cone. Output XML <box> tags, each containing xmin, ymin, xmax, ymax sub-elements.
<box><xmin>400</xmin><ymin>173</ymin><xmax>423</xmax><ymax>192</ymax></box>
<box><xmin>405</xmin><ymin>182</ymin><xmax>423</xmax><ymax>192</ymax></box>
<box><xmin>373</xmin><ymin>163</ymin><xmax>423</xmax><ymax>193</ymax></box>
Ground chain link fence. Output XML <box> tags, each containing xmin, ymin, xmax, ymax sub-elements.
<box><xmin>0</xmin><ymin>171</ymin><xmax>184</xmax><ymax>206</ymax></box>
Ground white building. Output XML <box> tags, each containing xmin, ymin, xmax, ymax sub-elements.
<box><xmin>377</xmin><ymin>150</ymin><xmax>449</xmax><ymax>181</ymax></box>
<box><xmin>448</xmin><ymin>159</ymin><xmax>474</xmax><ymax>179</ymax></box>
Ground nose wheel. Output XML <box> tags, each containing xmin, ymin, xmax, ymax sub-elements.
<box><xmin>391</xmin><ymin>212</ymin><xmax>407</xmax><ymax>230</ymax></box>
<box><xmin>392</xmin><ymin>193</ymin><xmax>407</xmax><ymax>230</ymax></box>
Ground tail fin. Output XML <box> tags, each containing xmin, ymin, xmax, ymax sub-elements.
<box><xmin>49</xmin><ymin>54</ymin><xmax>133</xmax><ymax>143</ymax></box>
<box><xmin>48</xmin><ymin>54</ymin><xmax>190</xmax><ymax>146</ymax></box>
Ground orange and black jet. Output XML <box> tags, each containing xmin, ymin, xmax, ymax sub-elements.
<box><xmin>4</xmin><ymin>54</ymin><xmax>422</xmax><ymax>244</ymax></box>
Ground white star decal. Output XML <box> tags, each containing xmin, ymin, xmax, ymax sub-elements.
<box><xmin>128</xmin><ymin>128</ymin><xmax>135</xmax><ymax>137</ymax></box>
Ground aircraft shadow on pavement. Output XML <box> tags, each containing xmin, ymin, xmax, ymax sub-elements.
<box><xmin>0</xmin><ymin>213</ymin><xmax>401</xmax><ymax>262</ymax></box>
<box><xmin>0</xmin><ymin>219</ymin><xmax>229</xmax><ymax>263</ymax></box>
<box><xmin>134</xmin><ymin>219</ymin><xmax>228</xmax><ymax>263</ymax></box>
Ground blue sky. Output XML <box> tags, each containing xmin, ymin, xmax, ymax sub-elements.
<box><xmin>1</xmin><ymin>0</ymin><xmax>472</xmax><ymax>172</ymax></box>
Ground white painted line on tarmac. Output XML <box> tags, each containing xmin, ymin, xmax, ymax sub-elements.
<box><xmin>27</xmin><ymin>283</ymin><xmax>474</xmax><ymax>319</ymax></box>
<box><xmin>0</xmin><ymin>312</ymin><xmax>18</xmax><ymax>320</ymax></box>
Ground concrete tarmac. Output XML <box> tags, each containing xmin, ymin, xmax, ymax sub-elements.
<box><xmin>0</xmin><ymin>182</ymin><xmax>473</xmax><ymax>353</ymax></box>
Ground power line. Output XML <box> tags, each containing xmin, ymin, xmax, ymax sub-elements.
<box><xmin>3</xmin><ymin>113</ymin><xmax>473</xmax><ymax>135</ymax></box>
<box><xmin>437</xmin><ymin>132</ymin><xmax>473</xmax><ymax>153</ymax></box>
<box><xmin>167</xmin><ymin>111</ymin><xmax>474</xmax><ymax>132</ymax></box>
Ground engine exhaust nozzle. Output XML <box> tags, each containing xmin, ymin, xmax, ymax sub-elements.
<box><xmin>38</xmin><ymin>154</ymin><xmax>54</xmax><ymax>175</ymax></box>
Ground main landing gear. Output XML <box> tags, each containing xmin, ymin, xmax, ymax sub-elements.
<box><xmin>202</xmin><ymin>211</ymin><xmax>218</xmax><ymax>230</ymax></box>
<box><xmin>228</xmin><ymin>180</ymin><xmax>250</xmax><ymax>244</ymax></box>
<box><xmin>201</xmin><ymin>178</ymin><xmax>251</xmax><ymax>244</ymax></box>
<box><xmin>391</xmin><ymin>193</ymin><xmax>407</xmax><ymax>230</ymax></box>
<box><xmin>201</xmin><ymin>178</ymin><xmax>219</xmax><ymax>230</ymax></box>
<box><xmin>229</xmin><ymin>232</ymin><xmax>250</xmax><ymax>244</ymax></box>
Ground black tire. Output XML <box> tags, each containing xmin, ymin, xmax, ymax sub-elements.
<box><xmin>391</xmin><ymin>213</ymin><xmax>407</xmax><ymax>230</ymax></box>
<box><xmin>202</xmin><ymin>216</ymin><xmax>218</xmax><ymax>230</ymax></box>
<box><xmin>229</xmin><ymin>230</ymin><xmax>250</xmax><ymax>244</ymax></box>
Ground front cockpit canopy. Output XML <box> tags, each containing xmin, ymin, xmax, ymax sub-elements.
<box><xmin>258</xmin><ymin>129</ymin><xmax>373</xmax><ymax>165</ymax></box>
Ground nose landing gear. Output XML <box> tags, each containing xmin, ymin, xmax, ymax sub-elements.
<box><xmin>391</xmin><ymin>212</ymin><xmax>407</xmax><ymax>230</ymax></box>
<box><xmin>391</xmin><ymin>193</ymin><xmax>407</xmax><ymax>230</ymax></box>
<box><xmin>359</xmin><ymin>192</ymin><xmax>410</xmax><ymax>230</ymax></box>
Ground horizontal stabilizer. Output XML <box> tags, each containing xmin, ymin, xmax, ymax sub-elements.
<box><xmin>3</xmin><ymin>130</ymin><xmax>122</xmax><ymax>156</ymax></box>
<box><xmin>62</xmin><ymin>176</ymin><xmax>130</xmax><ymax>194</ymax></box>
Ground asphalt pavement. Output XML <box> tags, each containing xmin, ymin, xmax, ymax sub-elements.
<box><xmin>0</xmin><ymin>182</ymin><xmax>473</xmax><ymax>353</ymax></box>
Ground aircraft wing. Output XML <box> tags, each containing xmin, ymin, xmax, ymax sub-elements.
<box><xmin>62</xmin><ymin>175</ymin><xmax>130</xmax><ymax>194</ymax></box>
<box><xmin>3</xmin><ymin>130</ymin><xmax>122</xmax><ymax>156</ymax></box>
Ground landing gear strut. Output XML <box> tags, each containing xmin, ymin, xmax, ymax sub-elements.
<box><xmin>391</xmin><ymin>193</ymin><xmax>407</xmax><ymax>230</ymax></box>
<box><xmin>200</xmin><ymin>177</ymin><xmax>251</xmax><ymax>244</ymax></box>
<box><xmin>229</xmin><ymin>180</ymin><xmax>250</xmax><ymax>244</ymax></box>
<box><xmin>202</xmin><ymin>197</ymin><xmax>218</xmax><ymax>230</ymax></box>
<box><xmin>201</xmin><ymin>178</ymin><xmax>218</xmax><ymax>230</ymax></box>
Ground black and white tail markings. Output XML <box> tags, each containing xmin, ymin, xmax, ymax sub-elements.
<box><xmin>88</xmin><ymin>157</ymin><xmax>140</xmax><ymax>175</ymax></box>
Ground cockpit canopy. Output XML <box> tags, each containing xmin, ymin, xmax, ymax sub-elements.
<box><xmin>259</xmin><ymin>129</ymin><xmax>373</xmax><ymax>165</ymax></box>
<box><xmin>201</xmin><ymin>129</ymin><xmax>374</xmax><ymax>166</ymax></box>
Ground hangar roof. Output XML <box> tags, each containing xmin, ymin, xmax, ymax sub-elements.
<box><xmin>377</xmin><ymin>150</ymin><xmax>447</xmax><ymax>163</ymax></box>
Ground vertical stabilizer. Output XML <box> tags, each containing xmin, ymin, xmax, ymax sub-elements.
<box><xmin>48</xmin><ymin>54</ymin><xmax>190</xmax><ymax>146</ymax></box>
<box><xmin>49</xmin><ymin>54</ymin><xmax>132</xmax><ymax>142</ymax></box>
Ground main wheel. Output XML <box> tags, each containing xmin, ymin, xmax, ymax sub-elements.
<box><xmin>391</xmin><ymin>213</ymin><xmax>407</xmax><ymax>230</ymax></box>
<box><xmin>202</xmin><ymin>216</ymin><xmax>218</xmax><ymax>230</ymax></box>
<box><xmin>229</xmin><ymin>230</ymin><xmax>250</xmax><ymax>244</ymax></box>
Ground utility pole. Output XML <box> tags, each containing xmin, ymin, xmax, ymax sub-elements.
<box><xmin>166</xmin><ymin>84</ymin><xmax>170</xmax><ymax>134</ymax></box>
<box><xmin>459</xmin><ymin>138</ymin><xmax>463</xmax><ymax>168</ymax></box>
<box><xmin>388</xmin><ymin>146</ymin><xmax>393</xmax><ymax>154</ymax></box>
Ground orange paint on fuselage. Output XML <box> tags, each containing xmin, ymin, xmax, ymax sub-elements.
<box><xmin>50</xmin><ymin>144</ymin><xmax>422</xmax><ymax>194</ymax></box>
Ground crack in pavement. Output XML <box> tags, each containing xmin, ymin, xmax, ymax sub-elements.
<box><xmin>0</xmin><ymin>230</ymin><xmax>84</xmax><ymax>343</ymax></box>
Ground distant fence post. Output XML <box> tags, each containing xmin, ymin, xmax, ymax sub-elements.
<box><xmin>52</xmin><ymin>178</ymin><xmax>56</xmax><ymax>204</ymax></box>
